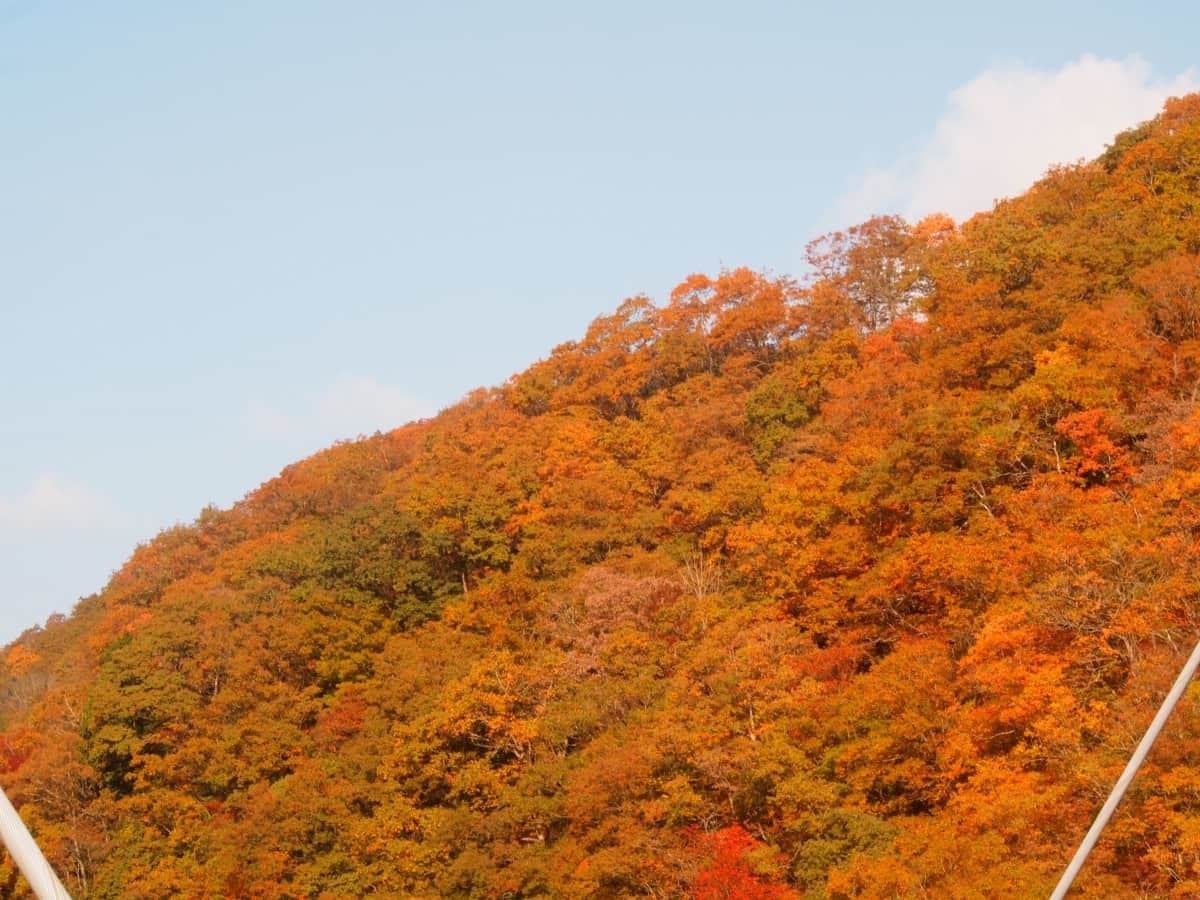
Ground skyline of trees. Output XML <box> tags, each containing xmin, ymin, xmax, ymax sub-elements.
<box><xmin>3</xmin><ymin>94</ymin><xmax>1200</xmax><ymax>897</ymax></box>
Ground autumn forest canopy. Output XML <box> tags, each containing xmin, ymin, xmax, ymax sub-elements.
<box><xmin>8</xmin><ymin>96</ymin><xmax>1200</xmax><ymax>897</ymax></box>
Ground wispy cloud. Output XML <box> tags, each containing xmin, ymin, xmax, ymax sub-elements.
<box><xmin>0</xmin><ymin>474</ymin><xmax>124</xmax><ymax>531</ymax></box>
<box><xmin>834</xmin><ymin>55</ymin><xmax>1199</xmax><ymax>226</ymax></box>
<box><xmin>247</xmin><ymin>374</ymin><xmax>430</xmax><ymax>448</ymax></box>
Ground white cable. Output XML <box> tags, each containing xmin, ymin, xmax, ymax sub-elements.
<box><xmin>0</xmin><ymin>787</ymin><xmax>71</xmax><ymax>899</ymax></box>
<box><xmin>1051</xmin><ymin>637</ymin><xmax>1200</xmax><ymax>899</ymax></box>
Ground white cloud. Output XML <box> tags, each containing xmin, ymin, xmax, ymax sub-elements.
<box><xmin>835</xmin><ymin>55</ymin><xmax>1199</xmax><ymax>226</ymax></box>
<box><xmin>247</xmin><ymin>374</ymin><xmax>430</xmax><ymax>448</ymax></box>
<box><xmin>0</xmin><ymin>474</ymin><xmax>122</xmax><ymax>531</ymax></box>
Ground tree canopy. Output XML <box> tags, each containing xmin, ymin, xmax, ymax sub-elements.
<box><xmin>6</xmin><ymin>95</ymin><xmax>1200</xmax><ymax>897</ymax></box>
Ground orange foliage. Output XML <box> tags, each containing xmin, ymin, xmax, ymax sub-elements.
<box><xmin>5</xmin><ymin>95</ymin><xmax>1200</xmax><ymax>897</ymax></box>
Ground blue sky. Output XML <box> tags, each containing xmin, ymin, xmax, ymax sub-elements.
<box><xmin>2</xmin><ymin>1</ymin><xmax>1198</xmax><ymax>642</ymax></box>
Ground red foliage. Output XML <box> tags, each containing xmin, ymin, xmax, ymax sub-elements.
<box><xmin>692</xmin><ymin>826</ymin><xmax>798</xmax><ymax>900</ymax></box>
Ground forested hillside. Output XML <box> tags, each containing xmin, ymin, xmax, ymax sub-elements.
<box><xmin>6</xmin><ymin>95</ymin><xmax>1200</xmax><ymax>897</ymax></box>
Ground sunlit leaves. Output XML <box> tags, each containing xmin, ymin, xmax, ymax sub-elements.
<box><xmin>7</xmin><ymin>93</ymin><xmax>1200</xmax><ymax>897</ymax></box>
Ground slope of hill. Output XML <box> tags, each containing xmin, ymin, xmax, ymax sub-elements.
<box><xmin>5</xmin><ymin>95</ymin><xmax>1200</xmax><ymax>897</ymax></box>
